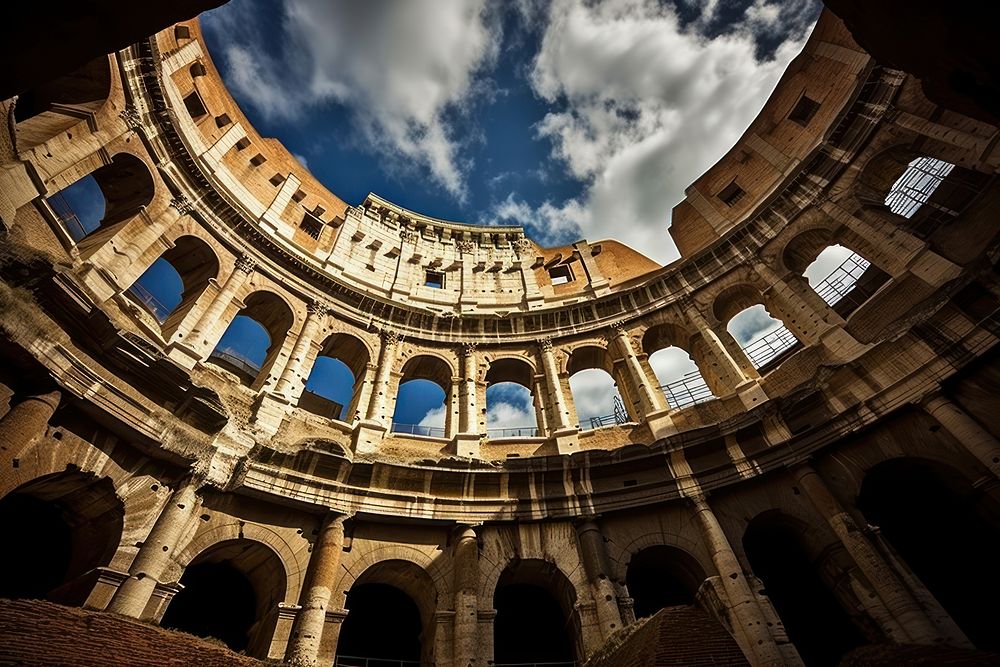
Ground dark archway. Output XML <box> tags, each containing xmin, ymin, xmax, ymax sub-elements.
<box><xmin>625</xmin><ymin>546</ymin><xmax>706</xmax><ymax>619</ymax></box>
<box><xmin>494</xmin><ymin>559</ymin><xmax>578</xmax><ymax>665</ymax></box>
<box><xmin>743</xmin><ymin>513</ymin><xmax>865</xmax><ymax>666</ymax></box>
<box><xmin>161</xmin><ymin>539</ymin><xmax>286</xmax><ymax>657</ymax></box>
<box><xmin>337</xmin><ymin>583</ymin><xmax>422</xmax><ymax>663</ymax></box>
<box><xmin>858</xmin><ymin>458</ymin><xmax>1000</xmax><ymax>651</ymax></box>
<box><xmin>0</xmin><ymin>470</ymin><xmax>123</xmax><ymax>605</ymax></box>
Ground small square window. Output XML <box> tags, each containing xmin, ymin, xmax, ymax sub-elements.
<box><xmin>425</xmin><ymin>270</ymin><xmax>445</xmax><ymax>289</ymax></box>
<box><xmin>182</xmin><ymin>91</ymin><xmax>207</xmax><ymax>120</ymax></box>
<box><xmin>190</xmin><ymin>62</ymin><xmax>207</xmax><ymax>78</ymax></box>
<box><xmin>234</xmin><ymin>137</ymin><xmax>251</xmax><ymax>151</ymax></box>
<box><xmin>717</xmin><ymin>180</ymin><xmax>746</xmax><ymax>207</ymax></box>
<box><xmin>215</xmin><ymin>113</ymin><xmax>231</xmax><ymax>127</ymax></box>
<box><xmin>249</xmin><ymin>153</ymin><xmax>267</xmax><ymax>167</ymax></box>
<box><xmin>300</xmin><ymin>211</ymin><xmax>323</xmax><ymax>239</ymax></box>
<box><xmin>174</xmin><ymin>26</ymin><xmax>191</xmax><ymax>40</ymax></box>
<box><xmin>549</xmin><ymin>264</ymin><xmax>573</xmax><ymax>285</ymax></box>
<box><xmin>789</xmin><ymin>95</ymin><xmax>821</xmax><ymax>127</ymax></box>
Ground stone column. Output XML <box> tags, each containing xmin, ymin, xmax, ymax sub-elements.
<box><xmin>274</xmin><ymin>300</ymin><xmax>327</xmax><ymax>400</ymax></box>
<box><xmin>617</xmin><ymin>596</ymin><xmax>636</xmax><ymax>626</ymax></box>
<box><xmin>187</xmin><ymin>253</ymin><xmax>256</xmax><ymax>358</ymax></box>
<box><xmin>0</xmin><ymin>391</ymin><xmax>60</xmax><ymax>458</ymax></box>
<box><xmin>286</xmin><ymin>513</ymin><xmax>347</xmax><ymax>667</ymax></box>
<box><xmin>575</xmin><ymin>519</ymin><xmax>623</xmax><ymax>643</ymax></box>
<box><xmin>922</xmin><ymin>394</ymin><xmax>1000</xmax><ymax>477</ymax></box>
<box><xmin>682</xmin><ymin>301</ymin><xmax>761</xmax><ymax>404</ymax></box>
<box><xmin>539</xmin><ymin>338</ymin><xmax>579</xmax><ymax>454</ymax></box>
<box><xmin>476</xmin><ymin>609</ymin><xmax>497</xmax><ymax>665</ymax></box>
<box><xmin>691</xmin><ymin>495</ymin><xmax>794</xmax><ymax>666</ymax></box>
<box><xmin>106</xmin><ymin>475</ymin><xmax>202</xmax><ymax>618</ymax></box>
<box><xmin>452</xmin><ymin>525</ymin><xmax>480</xmax><ymax>667</ymax></box>
<box><xmin>458</xmin><ymin>344</ymin><xmax>479</xmax><ymax>434</ymax></box>
<box><xmin>365</xmin><ymin>330</ymin><xmax>402</xmax><ymax>425</ymax></box>
<box><xmin>753</xmin><ymin>261</ymin><xmax>837</xmax><ymax>346</ymax></box>
<box><xmin>611</xmin><ymin>323</ymin><xmax>666</xmax><ymax>417</ymax></box>
<box><xmin>792</xmin><ymin>464</ymin><xmax>951</xmax><ymax>645</ymax></box>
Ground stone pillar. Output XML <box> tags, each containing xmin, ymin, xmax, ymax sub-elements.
<box><xmin>476</xmin><ymin>609</ymin><xmax>497</xmax><ymax>665</ymax></box>
<box><xmin>575</xmin><ymin>519</ymin><xmax>623</xmax><ymax>642</ymax></box>
<box><xmin>106</xmin><ymin>476</ymin><xmax>202</xmax><ymax>618</ymax></box>
<box><xmin>452</xmin><ymin>526</ymin><xmax>480</xmax><ymax>667</ymax></box>
<box><xmin>539</xmin><ymin>338</ymin><xmax>578</xmax><ymax>454</ymax></box>
<box><xmin>792</xmin><ymin>464</ymin><xmax>954</xmax><ymax>645</ymax></box>
<box><xmin>690</xmin><ymin>495</ymin><xmax>795</xmax><ymax>666</ymax></box>
<box><xmin>682</xmin><ymin>301</ymin><xmax>763</xmax><ymax>407</ymax></box>
<box><xmin>617</xmin><ymin>596</ymin><xmax>636</xmax><ymax>626</ymax></box>
<box><xmin>286</xmin><ymin>513</ymin><xmax>347</xmax><ymax>667</ymax></box>
<box><xmin>186</xmin><ymin>253</ymin><xmax>256</xmax><ymax>358</ymax></box>
<box><xmin>0</xmin><ymin>391</ymin><xmax>60</xmax><ymax>458</ymax></box>
<box><xmin>454</xmin><ymin>344</ymin><xmax>481</xmax><ymax>458</ymax></box>
<box><xmin>611</xmin><ymin>324</ymin><xmax>667</xmax><ymax>417</ymax></box>
<box><xmin>923</xmin><ymin>393</ymin><xmax>1000</xmax><ymax>477</ymax></box>
<box><xmin>354</xmin><ymin>330</ymin><xmax>401</xmax><ymax>455</ymax></box>
<box><xmin>889</xmin><ymin>108</ymin><xmax>989</xmax><ymax>154</ymax></box>
<box><xmin>274</xmin><ymin>301</ymin><xmax>327</xmax><ymax>400</ymax></box>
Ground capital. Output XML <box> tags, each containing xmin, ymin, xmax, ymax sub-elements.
<box><xmin>234</xmin><ymin>253</ymin><xmax>257</xmax><ymax>274</ymax></box>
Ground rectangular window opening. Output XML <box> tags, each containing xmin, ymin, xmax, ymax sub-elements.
<box><xmin>182</xmin><ymin>91</ymin><xmax>208</xmax><ymax>120</ymax></box>
<box><xmin>789</xmin><ymin>95</ymin><xmax>821</xmax><ymax>127</ymax></box>
<box><xmin>549</xmin><ymin>264</ymin><xmax>573</xmax><ymax>286</ymax></box>
<box><xmin>425</xmin><ymin>270</ymin><xmax>445</xmax><ymax>289</ymax></box>
<box><xmin>299</xmin><ymin>211</ymin><xmax>323</xmax><ymax>239</ymax></box>
<box><xmin>718</xmin><ymin>180</ymin><xmax>746</xmax><ymax>207</ymax></box>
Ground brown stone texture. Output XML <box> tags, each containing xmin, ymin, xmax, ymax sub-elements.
<box><xmin>0</xmin><ymin>599</ymin><xmax>266</xmax><ymax>666</ymax></box>
<box><xmin>838</xmin><ymin>643</ymin><xmax>1000</xmax><ymax>666</ymax></box>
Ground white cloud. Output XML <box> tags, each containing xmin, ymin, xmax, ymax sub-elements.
<box><xmin>418</xmin><ymin>405</ymin><xmax>447</xmax><ymax>429</ymax></box>
<box><xmin>648</xmin><ymin>346</ymin><xmax>701</xmax><ymax>386</ymax></box>
<box><xmin>569</xmin><ymin>369</ymin><xmax>622</xmax><ymax>423</ymax></box>
<box><xmin>203</xmin><ymin>0</ymin><xmax>500</xmax><ymax>200</ymax></box>
<box><xmin>727</xmin><ymin>304</ymin><xmax>784</xmax><ymax>345</ymax></box>
<box><xmin>804</xmin><ymin>244</ymin><xmax>855</xmax><ymax>287</ymax></box>
<box><xmin>489</xmin><ymin>0</ymin><xmax>816</xmax><ymax>263</ymax></box>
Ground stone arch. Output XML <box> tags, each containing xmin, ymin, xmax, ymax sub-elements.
<box><xmin>485</xmin><ymin>356</ymin><xmax>542</xmax><ymax>438</ymax></box>
<box><xmin>14</xmin><ymin>54</ymin><xmax>112</xmax><ymax>149</ymax></box>
<box><xmin>390</xmin><ymin>353</ymin><xmax>456</xmax><ymax>436</ymax></box>
<box><xmin>625</xmin><ymin>544</ymin><xmax>707</xmax><ymax>618</ymax></box>
<box><xmin>713</xmin><ymin>282</ymin><xmax>799</xmax><ymax>371</ymax></box>
<box><xmin>0</xmin><ymin>468</ymin><xmax>124</xmax><ymax>606</ymax></box>
<box><xmin>162</xmin><ymin>537</ymin><xmax>289</xmax><ymax>658</ymax></box>
<box><xmin>210</xmin><ymin>289</ymin><xmax>295</xmax><ymax>389</ymax></box>
<box><xmin>565</xmin><ymin>343</ymin><xmax>632</xmax><ymax>428</ymax></box>
<box><xmin>852</xmin><ymin>144</ymin><xmax>924</xmax><ymax>208</ymax></box>
<box><xmin>609</xmin><ymin>531</ymin><xmax>708</xmax><ymax>586</ymax></box>
<box><xmin>300</xmin><ymin>332</ymin><xmax>372</xmax><ymax>422</ymax></box>
<box><xmin>641</xmin><ymin>322</ymin><xmax>717</xmax><ymax>408</ymax></box>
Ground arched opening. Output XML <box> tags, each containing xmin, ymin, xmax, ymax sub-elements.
<box><xmin>494</xmin><ymin>559</ymin><xmax>579</xmax><ymax>665</ymax></box>
<box><xmin>858</xmin><ymin>458</ymin><xmax>1000</xmax><ymax>650</ymax></box>
<box><xmin>336</xmin><ymin>559</ymin><xmax>437</xmax><ymax>666</ymax></box>
<box><xmin>885</xmin><ymin>156</ymin><xmax>956</xmax><ymax>220</ymax></box>
<box><xmin>485</xmin><ymin>358</ymin><xmax>539</xmax><ymax>438</ymax></box>
<box><xmin>46</xmin><ymin>153</ymin><xmax>154</xmax><ymax>249</ymax></box>
<box><xmin>643</xmin><ymin>323</ymin><xmax>716</xmax><ymax>409</ymax></box>
<box><xmin>210</xmin><ymin>291</ymin><xmax>294</xmax><ymax>388</ymax></box>
<box><xmin>715</xmin><ymin>284</ymin><xmax>798</xmax><ymax>371</ymax></box>
<box><xmin>126</xmin><ymin>236</ymin><xmax>219</xmax><ymax>332</ymax></box>
<box><xmin>300</xmin><ymin>334</ymin><xmax>369</xmax><ymax>422</ymax></box>
<box><xmin>568</xmin><ymin>346</ymin><xmax>629</xmax><ymax>430</ymax></box>
<box><xmin>0</xmin><ymin>470</ymin><xmax>123</xmax><ymax>605</ymax></box>
<box><xmin>391</xmin><ymin>355</ymin><xmax>452</xmax><ymax>438</ymax></box>
<box><xmin>743</xmin><ymin>513</ymin><xmax>865</xmax><ymax>666</ymax></box>
<box><xmin>625</xmin><ymin>546</ymin><xmax>707</xmax><ymax>619</ymax></box>
<box><xmin>161</xmin><ymin>539</ymin><xmax>287</xmax><ymax>658</ymax></box>
<box><xmin>14</xmin><ymin>55</ymin><xmax>111</xmax><ymax>148</ymax></box>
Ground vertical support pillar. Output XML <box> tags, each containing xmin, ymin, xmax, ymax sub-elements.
<box><xmin>454</xmin><ymin>344</ymin><xmax>481</xmax><ymax>458</ymax></box>
<box><xmin>691</xmin><ymin>495</ymin><xmax>797</xmax><ymax>666</ymax></box>
<box><xmin>792</xmin><ymin>464</ymin><xmax>964</xmax><ymax>646</ymax></box>
<box><xmin>286</xmin><ymin>513</ymin><xmax>347</xmax><ymax>667</ymax></box>
<box><xmin>274</xmin><ymin>300</ymin><xmax>327</xmax><ymax>400</ymax></box>
<box><xmin>610</xmin><ymin>323</ymin><xmax>673</xmax><ymax>437</ymax></box>
<box><xmin>539</xmin><ymin>338</ymin><xmax>578</xmax><ymax>454</ymax></box>
<box><xmin>182</xmin><ymin>253</ymin><xmax>256</xmax><ymax>361</ymax></box>
<box><xmin>354</xmin><ymin>330</ymin><xmax>401</xmax><ymax>454</ymax></box>
<box><xmin>452</xmin><ymin>525</ymin><xmax>480</xmax><ymax>667</ymax></box>
<box><xmin>0</xmin><ymin>391</ymin><xmax>60</xmax><ymax>459</ymax></box>
<box><xmin>106</xmin><ymin>475</ymin><xmax>202</xmax><ymax>618</ymax></box>
<box><xmin>922</xmin><ymin>393</ymin><xmax>1000</xmax><ymax>477</ymax></box>
<box><xmin>476</xmin><ymin>609</ymin><xmax>496</xmax><ymax>666</ymax></box>
<box><xmin>575</xmin><ymin>519</ymin><xmax>624</xmax><ymax>643</ymax></box>
<box><xmin>682</xmin><ymin>300</ymin><xmax>763</xmax><ymax>407</ymax></box>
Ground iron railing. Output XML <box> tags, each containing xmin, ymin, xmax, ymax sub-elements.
<box><xmin>660</xmin><ymin>370</ymin><xmax>714</xmax><ymax>409</ymax></box>
<box><xmin>884</xmin><ymin>157</ymin><xmax>954</xmax><ymax>219</ymax></box>
<box><xmin>391</xmin><ymin>423</ymin><xmax>446</xmax><ymax>438</ymax></box>
<box><xmin>46</xmin><ymin>192</ymin><xmax>90</xmax><ymax>241</ymax></box>
<box><xmin>487</xmin><ymin>426</ymin><xmax>540</xmax><ymax>439</ymax></box>
<box><xmin>207</xmin><ymin>349</ymin><xmax>261</xmax><ymax>380</ymax></box>
<box><xmin>126</xmin><ymin>281</ymin><xmax>171</xmax><ymax>322</ymax></box>
<box><xmin>334</xmin><ymin>657</ymin><xmax>420</xmax><ymax>667</ymax></box>
<box><xmin>812</xmin><ymin>253</ymin><xmax>870</xmax><ymax>307</ymax></box>
<box><xmin>741</xmin><ymin>325</ymin><xmax>799</xmax><ymax>369</ymax></box>
<box><xmin>584</xmin><ymin>395</ymin><xmax>630</xmax><ymax>431</ymax></box>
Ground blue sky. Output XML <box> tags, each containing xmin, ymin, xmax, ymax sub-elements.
<box><xmin>200</xmin><ymin>0</ymin><xmax>822</xmax><ymax>264</ymax></box>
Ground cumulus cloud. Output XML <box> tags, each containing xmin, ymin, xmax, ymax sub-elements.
<box><xmin>569</xmin><ymin>369</ymin><xmax>623</xmax><ymax>424</ymax></box>
<box><xmin>489</xmin><ymin>0</ymin><xmax>818</xmax><ymax>262</ymax></box>
<box><xmin>418</xmin><ymin>405</ymin><xmax>446</xmax><ymax>429</ymax></box>
<box><xmin>203</xmin><ymin>0</ymin><xmax>500</xmax><ymax>200</ymax></box>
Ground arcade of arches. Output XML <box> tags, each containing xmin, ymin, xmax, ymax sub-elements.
<box><xmin>2</xmin><ymin>2</ymin><xmax>1000</xmax><ymax>667</ymax></box>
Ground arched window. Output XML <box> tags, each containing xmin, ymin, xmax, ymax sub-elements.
<box><xmin>161</xmin><ymin>539</ymin><xmax>286</xmax><ymax>657</ymax></box>
<box><xmin>884</xmin><ymin>157</ymin><xmax>955</xmax><ymax>219</ymax></box>
<box><xmin>210</xmin><ymin>292</ymin><xmax>293</xmax><ymax>387</ymax></box>
<box><xmin>391</xmin><ymin>355</ymin><xmax>452</xmax><ymax>438</ymax></box>
<box><xmin>625</xmin><ymin>546</ymin><xmax>707</xmax><ymax>619</ymax></box>
<box><xmin>568</xmin><ymin>346</ymin><xmax>630</xmax><ymax>430</ymax></box>
<box><xmin>14</xmin><ymin>55</ymin><xmax>111</xmax><ymax>149</ymax></box>
<box><xmin>727</xmin><ymin>305</ymin><xmax>796</xmax><ymax>370</ymax></box>
<box><xmin>494</xmin><ymin>559</ymin><xmax>580</xmax><ymax>665</ymax></box>
<box><xmin>46</xmin><ymin>153</ymin><xmax>155</xmax><ymax>248</ymax></box>
<box><xmin>126</xmin><ymin>236</ymin><xmax>219</xmax><ymax>331</ymax></box>
<box><xmin>300</xmin><ymin>334</ymin><xmax>370</xmax><ymax>422</ymax></box>
<box><xmin>743</xmin><ymin>513</ymin><xmax>866</xmax><ymax>666</ymax></box>
<box><xmin>485</xmin><ymin>358</ymin><xmax>539</xmax><ymax>439</ymax></box>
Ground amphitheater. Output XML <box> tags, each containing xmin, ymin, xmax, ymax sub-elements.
<box><xmin>1</xmin><ymin>2</ymin><xmax>999</xmax><ymax>666</ymax></box>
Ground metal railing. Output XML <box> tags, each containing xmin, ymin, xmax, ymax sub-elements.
<box><xmin>884</xmin><ymin>157</ymin><xmax>954</xmax><ymax>219</ymax></box>
<box><xmin>126</xmin><ymin>281</ymin><xmax>171</xmax><ymax>322</ymax></box>
<box><xmin>46</xmin><ymin>192</ymin><xmax>91</xmax><ymax>241</ymax></box>
<box><xmin>583</xmin><ymin>396</ymin><xmax>630</xmax><ymax>431</ymax></box>
<box><xmin>741</xmin><ymin>325</ymin><xmax>799</xmax><ymax>369</ymax></box>
<box><xmin>487</xmin><ymin>426</ymin><xmax>540</xmax><ymax>439</ymax></box>
<box><xmin>391</xmin><ymin>422</ymin><xmax>446</xmax><ymax>438</ymax></box>
<box><xmin>334</xmin><ymin>657</ymin><xmax>420</xmax><ymax>667</ymax></box>
<box><xmin>812</xmin><ymin>253</ymin><xmax>870</xmax><ymax>307</ymax></box>
<box><xmin>207</xmin><ymin>349</ymin><xmax>261</xmax><ymax>380</ymax></box>
<box><xmin>660</xmin><ymin>370</ymin><xmax>714</xmax><ymax>409</ymax></box>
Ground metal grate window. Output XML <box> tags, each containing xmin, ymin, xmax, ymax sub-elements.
<box><xmin>884</xmin><ymin>157</ymin><xmax>955</xmax><ymax>219</ymax></box>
